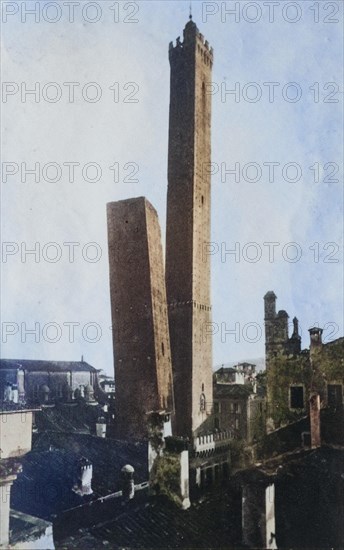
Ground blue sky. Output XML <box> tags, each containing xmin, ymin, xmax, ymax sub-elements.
<box><xmin>1</xmin><ymin>0</ymin><xmax>343</xmax><ymax>374</ymax></box>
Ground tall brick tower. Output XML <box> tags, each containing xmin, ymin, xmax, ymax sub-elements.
<box><xmin>107</xmin><ymin>197</ymin><xmax>174</xmax><ymax>440</ymax></box>
<box><xmin>165</xmin><ymin>19</ymin><xmax>214</xmax><ymax>438</ymax></box>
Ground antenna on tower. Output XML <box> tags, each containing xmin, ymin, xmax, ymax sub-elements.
<box><xmin>189</xmin><ymin>1</ymin><xmax>192</xmax><ymax>20</ymax></box>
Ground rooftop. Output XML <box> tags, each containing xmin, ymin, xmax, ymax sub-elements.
<box><xmin>214</xmin><ymin>384</ymin><xmax>253</xmax><ymax>399</ymax></box>
<box><xmin>11</xmin><ymin>432</ymin><xmax>148</xmax><ymax>520</ymax></box>
<box><xmin>56</xmin><ymin>490</ymin><xmax>241</xmax><ymax>549</ymax></box>
<box><xmin>0</xmin><ymin>358</ymin><xmax>99</xmax><ymax>373</ymax></box>
<box><xmin>9</xmin><ymin>509</ymin><xmax>53</xmax><ymax>548</ymax></box>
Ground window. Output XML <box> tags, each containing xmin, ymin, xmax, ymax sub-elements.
<box><xmin>230</xmin><ymin>402</ymin><xmax>240</xmax><ymax>413</ymax></box>
<box><xmin>161</xmin><ymin>342</ymin><xmax>165</xmax><ymax>356</ymax></box>
<box><xmin>214</xmin><ymin>417</ymin><xmax>220</xmax><ymax>430</ymax></box>
<box><xmin>290</xmin><ymin>386</ymin><xmax>304</xmax><ymax>409</ymax></box>
<box><xmin>327</xmin><ymin>384</ymin><xmax>343</xmax><ymax>407</ymax></box>
<box><xmin>214</xmin><ymin>401</ymin><xmax>220</xmax><ymax>414</ymax></box>
<box><xmin>32</xmin><ymin>384</ymin><xmax>40</xmax><ymax>401</ymax></box>
<box><xmin>200</xmin><ymin>393</ymin><xmax>206</xmax><ymax>412</ymax></box>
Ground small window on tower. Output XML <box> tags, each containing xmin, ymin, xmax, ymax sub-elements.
<box><xmin>200</xmin><ymin>393</ymin><xmax>206</xmax><ymax>411</ymax></box>
<box><xmin>201</xmin><ymin>195</ymin><xmax>204</xmax><ymax>205</ymax></box>
<box><xmin>290</xmin><ymin>386</ymin><xmax>304</xmax><ymax>409</ymax></box>
<box><xmin>161</xmin><ymin>342</ymin><xmax>165</xmax><ymax>356</ymax></box>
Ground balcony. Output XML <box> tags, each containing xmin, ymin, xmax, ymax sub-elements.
<box><xmin>193</xmin><ymin>430</ymin><xmax>233</xmax><ymax>456</ymax></box>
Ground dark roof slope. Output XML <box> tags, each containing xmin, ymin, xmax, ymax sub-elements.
<box><xmin>214</xmin><ymin>384</ymin><xmax>253</xmax><ymax>399</ymax></box>
<box><xmin>56</xmin><ymin>490</ymin><xmax>242</xmax><ymax>549</ymax></box>
<box><xmin>11</xmin><ymin>432</ymin><xmax>148</xmax><ymax>520</ymax></box>
<box><xmin>0</xmin><ymin>359</ymin><xmax>98</xmax><ymax>373</ymax></box>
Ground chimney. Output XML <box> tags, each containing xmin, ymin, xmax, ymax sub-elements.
<box><xmin>96</xmin><ymin>416</ymin><xmax>107</xmax><ymax>438</ymax></box>
<box><xmin>11</xmin><ymin>384</ymin><xmax>19</xmax><ymax>404</ymax></box>
<box><xmin>292</xmin><ymin>317</ymin><xmax>299</xmax><ymax>338</ymax></box>
<box><xmin>4</xmin><ymin>382</ymin><xmax>12</xmax><ymax>402</ymax></box>
<box><xmin>309</xmin><ymin>327</ymin><xmax>323</xmax><ymax>350</ymax></box>
<box><xmin>264</xmin><ymin>291</ymin><xmax>277</xmax><ymax>320</ymax></box>
<box><xmin>121</xmin><ymin>465</ymin><xmax>135</xmax><ymax>500</ymax></box>
<box><xmin>17</xmin><ymin>368</ymin><xmax>25</xmax><ymax>403</ymax></box>
<box><xmin>73</xmin><ymin>457</ymin><xmax>93</xmax><ymax>496</ymax></box>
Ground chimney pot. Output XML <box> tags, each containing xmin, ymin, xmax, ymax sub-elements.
<box><xmin>121</xmin><ymin>464</ymin><xmax>135</xmax><ymax>500</ymax></box>
<box><xmin>309</xmin><ymin>327</ymin><xmax>323</xmax><ymax>348</ymax></box>
<box><xmin>73</xmin><ymin>457</ymin><xmax>93</xmax><ymax>496</ymax></box>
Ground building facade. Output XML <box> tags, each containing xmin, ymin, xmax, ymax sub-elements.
<box><xmin>0</xmin><ymin>359</ymin><xmax>99</xmax><ymax>406</ymax></box>
<box><xmin>213</xmin><ymin>369</ymin><xmax>264</xmax><ymax>444</ymax></box>
<box><xmin>165</xmin><ymin>18</ymin><xmax>214</xmax><ymax>438</ymax></box>
<box><xmin>214</xmin><ymin>363</ymin><xmax>257</xmax><ymax>386</ymax></box>
<box><xmin>264</xmin><ymin>292</ymin><xmax>344</xmax><ymax>430</ymax></box>
<box><xmin>264</xmin><ymin>291</ymin><xmax>301</xmax><ymax>370</ymax></box>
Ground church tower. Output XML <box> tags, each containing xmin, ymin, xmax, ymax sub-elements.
<box><xmin>165</xmin><ymin>19</ymin><xmax>213</xmax><ymax>438</ymax></box>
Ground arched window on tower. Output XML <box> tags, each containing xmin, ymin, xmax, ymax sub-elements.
<box><xmin>200</xmin><ymin>393</ymin><xmax>206</xmax><ymax>412</ymax></box>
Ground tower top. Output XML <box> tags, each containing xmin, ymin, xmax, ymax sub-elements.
<box><xmin>169</xmin><ymin>20</ymin><xmax>213</xmax><ymax>59</ymax></box>
<box><xmin>264</xmin><ymin>291</ymin><xmax>277</xmax><ymax>300</ymax></box>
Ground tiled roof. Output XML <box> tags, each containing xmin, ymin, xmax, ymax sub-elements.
<box><xmin>11</xmin><ymin>432</ymin><xmax>148</xmax><ymax>521</ymax></box>
<box><xmin>9</xmin><ymin>509</ymin><xmax>53</xmax><ymax>547</ymax></box>
<box><xmin>214</xmin><ymin>384</ymin><xmax>252</xmax><ymax>399</ymax></box>
<box><xmin>324</xmin><ymin>336</ymin><xmax>344</xmax><ymax>348</ymax></box>
<box><xmin>214</xmin><ymin>366</ymin><xmax>237</xmax><ymax>374</ymax></box>
<box><xmin>56</xmin><ymin>490</ymin><xmax>242</xmax><ymax>549</ymax></box>
<box><xmin>0</xmin><ymin>359</ymin><xmax>98</xmax><ymax>373</ymax></box>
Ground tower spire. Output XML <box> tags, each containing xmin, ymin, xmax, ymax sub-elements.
<box><xmin>189</xmin><ymin>1</ymin><xmax>192</xmax><ymax>20</ymax></box>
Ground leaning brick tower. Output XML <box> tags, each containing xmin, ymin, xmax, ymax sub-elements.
<box><xmin>165</xmin><ymin>18</ymin><xmax>214</xmax><ymax>438</ymax></box>
<box><xmin>107</xmin><ymin>197</ymin><xmax>174</xmax><ymax>440</ymax></box>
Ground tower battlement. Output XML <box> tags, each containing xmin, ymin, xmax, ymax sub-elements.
<box><xmin>169</xmin><ymin>21</ymin><xmax>213</xmax><ymax>65</ymax></box>
<box><xmin>169</xmin><ymin>35</ymin><xmax>213</xmax><ymax>54</ymax></box>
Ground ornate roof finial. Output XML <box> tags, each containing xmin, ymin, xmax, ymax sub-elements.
<box><xmin>189</xmin><ymin>1</ymin><xmax>192</xmax><ymax>20</ymax></box>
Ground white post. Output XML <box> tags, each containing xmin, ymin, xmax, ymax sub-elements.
<box><xmin>0</xmin><ymin>475</ymin><xmax>16</xmax><ymax>546</ymax></box>
<box><xmin>180</xmin><ymin>450</ymin><xmax>190</xmax><ymax>510</ymax></box>
<box><xmin>265</xmin><ymin>483</ymin><xmax>277</xmax><ymax>549</ymax></box>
